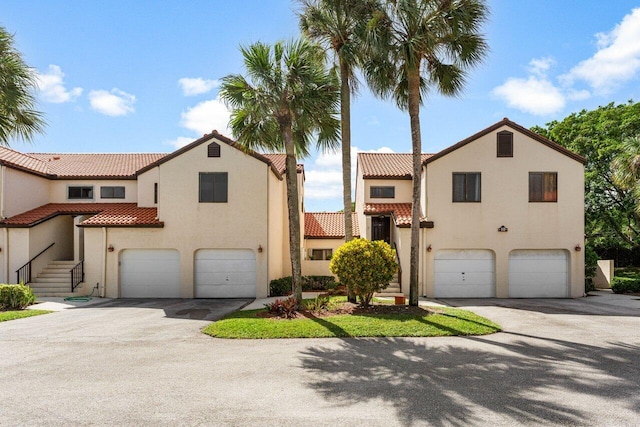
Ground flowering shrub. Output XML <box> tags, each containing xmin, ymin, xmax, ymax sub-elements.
<box><xmin>329</xmin><ymin>238</ymin><xmax>397</xmax><ymax>306</ymax></box>
<box><xmin>264</xmin><ymin>297</ymin><xmax>298</xmax><ymax>318</ymax></box>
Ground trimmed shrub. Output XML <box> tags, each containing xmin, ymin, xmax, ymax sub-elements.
<box><xmin>584</xmin><ymin>244</ymin><xmax>598</xmax><ymax>293</ymax></box>
<box><xmin>302</xmin><ymin>275</ymin><xmax>337</xmax><ymax>291</ymax></box>
<box><xmin>269</xmin><ymin>277</ymin><xmax>292</xmax><ymax>297</ymax></box>
<box><xmin>0</xmin><ymin>284</ymin><xmax>36</xmax><ymax>309</ymax></box>
<box><xmin>611</xmin><ymin>276</ymin><xmax>640</xmax><ymax>294</ymax></box>
<box><xmin>330</xmin><ymin>238</ymin><xmax>397</xmax><ymax>306</ymax></box>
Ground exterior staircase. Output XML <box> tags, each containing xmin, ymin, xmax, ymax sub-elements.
<box><xmin>377</xmin><ymin>272</ymin><xmax>402</xmax><ymax>295</ymax></box>
<box><xmin>28</xmin><ymin>260</ymin><xmax>78</xmax><ymax>297</ymax></box>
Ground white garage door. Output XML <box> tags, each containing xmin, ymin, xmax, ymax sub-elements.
<box><xmin>120</xmin><ymin>249</ymin><xmax>181</xmax><ymax>298</ymax></box>
<box><xmin>195</xmin><ymin>249</ymin><xmax>256</xmax><ymax>298</ymax></box>
<box><xmin>434</xmin><ymin>250</ymin><xmax>495</xmax><ymax>298</ymax></box>
<box><xmin>509</xmin><ymin>250</ymin><xmax>568</xmax><ymax>298</ymax></box>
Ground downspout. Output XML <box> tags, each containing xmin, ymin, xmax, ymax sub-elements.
<box><xmin>101</xmin><ymin>227</ymin><xmax>107</xmax><ymax>297</ymax></box>
<box><xmin>3</xmin><ymin>228</ymin><xmax>8</xmax><ymax>283</ymax></box>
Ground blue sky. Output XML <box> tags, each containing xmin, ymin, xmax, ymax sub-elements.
<box><xmin>3</xmin><ymin>1</ymin><xmax>640</xmax><ymax>211</ymax></box>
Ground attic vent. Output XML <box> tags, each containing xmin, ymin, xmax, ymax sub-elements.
<box><xmin>497</xmin><ymin>131</ymin><xmax>513</xmax><ymax>157</ymax></box>
<box><xmin>208</xmin><ymin>142</ymin><xmax>221</xmax><ymax>158</ymax></box>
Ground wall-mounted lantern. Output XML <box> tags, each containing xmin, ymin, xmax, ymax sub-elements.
<box><xmin>258</xmin><ymin>245</ymin><xmax>263</xmax><ymax>253</ymax></box>
<box><xmin>426</xmin><ymin>244</ymin><xmax>432</xmax><ymax>252</ymax></box>
<box><xmin>574</xmin><ymin>244</ymin><xmax>582</xmax><ymax>252</ymax></box>
<box><xmin>107</xmin><ymin>244</ymin><xmax>114</xmax><ymax>252</ymax></box>
<box><xmin>498</xmin><ymin>225</ymin><xmax>508</xmax><ymax>232</ymax></box>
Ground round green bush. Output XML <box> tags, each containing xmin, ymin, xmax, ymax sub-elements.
<box><xmin>0</xmin><ymin>284</ymin><xmax>36</xmax><ymax>309</ymax></box>
<box><xmin>329</xmin><ymin>238</ymin><xmax>397</xmax><ymax>306</ymax></box>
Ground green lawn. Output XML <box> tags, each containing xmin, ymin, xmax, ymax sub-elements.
<box><xmin>203</xmin><ymin>304</ymin><xmax>501</xmax><ymax>339</ymax></box>
<box><xmin>0</xmin><ymin>309</ymin><xmax>53</xmax><ymax>322</ymax></box>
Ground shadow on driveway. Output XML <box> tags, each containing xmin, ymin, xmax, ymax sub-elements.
<box><xmin>74</xmin><ymin>298</ymin><xmax>252</xmax><ymax>321</ymax></box>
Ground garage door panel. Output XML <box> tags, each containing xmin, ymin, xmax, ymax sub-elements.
<box><xmin>120</xmin><ymin>249</ymin><xmax>181</xmax><ymax>298</ymax></box>
<box><xmin>195</xmin><ymin>249</ymin><xmax>256</xmax><ymax>298</ymax></box>
<box><xmin>509</xmin><ymin>250</ymin><xmax>568</xmax><ymax>298</ymax></box>
<box><xmin>434</xmin><ymin>250</ymin><xmax>495</xmax><ymax>298</ymax></box>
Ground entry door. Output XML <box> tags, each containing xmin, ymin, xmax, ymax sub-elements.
<box><xmin>371</xmin><ymin>216</ymin><xmax>391</xmax><ymax>244</ymax></box>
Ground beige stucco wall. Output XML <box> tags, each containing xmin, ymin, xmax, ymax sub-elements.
<box><xmin>137</xmin><ymin>167</ymin><xmax>159</xmax><ymax>207</ymax></box>
<box><xmin>3</xmin><ymin>168</ymin><xmax>50</xmax><ymax>218</ymax></box>
<box><xmin>49</xmin><ymin>179</ymin><xmax>138</xmax><ymax>203</ymax></box>
<box><xmin>302</xmin><ymin>238</ymin><xmax>343</xmax><ymax>277</ymax></box>
<box><xmin>83</xmin><ymin>137</ymin><xmax>273</xmax><ymax>298</ymax></box>
<box><xmin>6</xmin><ymin>228</ymin><xmax>29</xmax><ymax>284</ymax></box>
<box><xmin>267</xmin><ymin>170</ymin><xmax>285</xmax><ymax>282</ymax></box>
<box><xmin>424</xmin><ymin>125</ymin><xmax>585</xmax><ymax>298</ymax></box>
<box><xmin>363</xmin><ymin>178</ymin><xmax>412</xmax><ymax>204</ymax></box>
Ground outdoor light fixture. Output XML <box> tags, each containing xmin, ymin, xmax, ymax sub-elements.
<box><xmin>575</xmin><ymin>244</ymin><xmax>582</xmax><ymax>252</ymax></box>
<box><xmin>426</xmin><ymin>244</ymin><xmax>432</xmax><ymax>252</ymax></box>
<box><xmin>107</xmin><ymin>244</ymin><xmax>114</xmax><ymax>252</ymax></box>
<box><xmin>258</xmin><ymin>245</ymin><xmax>263</xmax><ymax>253</ymax></box>
<box><xmin>498</xmin><ymin>225</ymin><xmax>508</xmax><ymax>232</ymax></box>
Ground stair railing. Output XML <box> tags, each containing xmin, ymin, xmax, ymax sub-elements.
<box><xmin>392</xmin><ymin>242</ymin><xmax>402</xmax><ymax>292</ymax></box>
<box><xmin>16</xmin><ymin>243</ymin><xmax>55</xmax><ymax>285</ymax></box>
<box><xmin>70</xmin><ymin>260</ymin><xmax>84</xmax><ymax>292</ymax></box>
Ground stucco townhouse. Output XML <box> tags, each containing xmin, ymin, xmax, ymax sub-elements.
<box><xmin>0</xmin><ymin>118</ymin><xmax>585</xmax><ymax>299</ymax></box>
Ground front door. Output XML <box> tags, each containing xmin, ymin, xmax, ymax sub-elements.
<box><xmin>371</xmin><ymin>216</ymin><xmax>391</xmax><ymax>244</ymax></box>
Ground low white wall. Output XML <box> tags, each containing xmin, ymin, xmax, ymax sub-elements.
<box><xmin>593</xmin><ymin>259</ymin><xmax>614</xmax><ymax>289</ymax></box>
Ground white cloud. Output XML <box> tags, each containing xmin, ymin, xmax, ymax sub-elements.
<box><xmin>305</xmin><ymin>146</ymin><xmax>394</xmax><ymax>201</ymax></box>
<box><xmin>88</xmin><ymin>89</ymin><xmax>136</xmax><ymax>116</ymax></box>
<box><xmin>180</xmin><ymin>96</ymin><xmax>231</xmax><ymax>135</ymax></box>
<box><xmin>528</xmin><ymin>57</ymin><xmax>555</xmax><ymax>77</ymax></box>
<box><xmin>166</xmin><ymin>136</ymin><xmax>196</xmax><ymax>149</ymax></box>
<box><xmin>562</xmin><ymin>7</ymin><xmax>640</xmax><ymax>93</ymax></box>
<box><xmin>178</xmin><ymin>77</ymin><xmax>220</xmax><ymax>96</ymax></box>
<box><xmin>36</xmin><ymin>65</ymin><xmax>82</xmax><ymax>103</ymax></box>
<box><xmin>493</xmin><ymin>75</ymin><xmax>566</xmax><ymax>116</ymax></box>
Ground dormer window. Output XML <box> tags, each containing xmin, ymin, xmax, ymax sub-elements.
<box><xmin>208</xmin><ymin>142</ymin><xmax>221</xmax><ymax>158</ymax></box>
<box><xmin>497</xmin><ymin>131</ymin><xmax>513</xmax><ymax>157</ymax></box>
<box><xmin>370</xmin><ymin>186</ymin><xmax>395</xmax><ymax>198</ymax></box>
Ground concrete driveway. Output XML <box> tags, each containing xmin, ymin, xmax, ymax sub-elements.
<box><xmin>1</xmin><ymin>293</ymin><xmax>639</xmax><ymax>426</ymax></box>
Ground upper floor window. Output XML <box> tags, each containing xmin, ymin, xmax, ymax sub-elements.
<box><xmin>453</xmin><ymin>172</ymin><xmax>481</xmax><ymax>202</ymax></box>
<box><xmin>529</xmin><ymin>172</ymin><xmax>557</xmax><ymax>202</ymax></box>
<box><xmin>199</xmin><ymin>172</ymin><xmax>228</xmax><ymax>203</ymax></box>
<box><xmin>370</xmin><ymin>186</ymin><xmax>395</xmax><ymax>198</ymax></box>
<box><xmin>497</xmin><ymin>131</ymin><xmax>513</xmax><ymax>157</ymax></box>
<box><xmin>68</xmin><ymin>186</ymin><xmax>93</xmax><ymax>200</ymax></box>
<box><xmin>154</xmin><ymin>183</ymin><xmax>158</xmax><ymax>204</ymax></box>
<box><xmin>100</xmin><ymin>186</ymin><xmax>125</xmax><ymax>199</ymax></box>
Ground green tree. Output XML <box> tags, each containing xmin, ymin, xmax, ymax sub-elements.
<box><xmin>532</xmin><ymin>101</ymin><xmax>640</xmax><ymax>249</ymax></box>
<box><xmin>363</xmin><ymin>0</ymin><xmax>489</xmax><ymax>305</ymax></box>
<box><xmin>0</xmin><ymin>26</ymin><xmax>45</xmax><ymax>145</ymax></box>
<box><xmin>299</xmin><ymin>0</ymin><xmax>376</xmax><ymax>244</ymax></box>
<box><xmin>219</xmin><ymin>39</ymin><xmax>340</xmax><ymax>304</ymax></box>
<box><xmin>330</xmin><ymin>238</ymin><xmax>397</xmax><ymax>306</ymax></box>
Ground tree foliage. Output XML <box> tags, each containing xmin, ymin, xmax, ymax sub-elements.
<box><xmin>219</xmin><ymin>39</ymin><xmax>340</xmax><ymax>305</ymax></box>
<box><xmin>0</xmin><ymin>26</ymin><xmax>45</xmax><ymax>145</ymax></box>
<box><xmin>330</xmin><ymin>238</ymin><xmax>398</xmax><ymax>306</ymax></box>
<box><xmin>532</xmin><ymin>101</ymin><xmax>640</xmax><ymax>249</ymax></box>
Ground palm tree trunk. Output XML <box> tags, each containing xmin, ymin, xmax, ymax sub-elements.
<box><xmin>340</xmin><ymin>58</ymin><xmax>357</xmax><ymax>304</ymax></box>
<box><xmin>283</xmin><ymin>123</ymin><xmax>303</xmax><ymax>305</ymax></box>
<box><xmin>340</xmin><ymin>59</ymin><xmax>353</xmax><ymax>242</ymax></box>
<box><xmin>407</xmin><ymin>68</ymin><xmax>422</xmax><ymax>306</ymax></box>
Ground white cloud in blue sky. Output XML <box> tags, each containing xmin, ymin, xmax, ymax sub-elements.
<box><xmin>178</xmin><ymin>77</ymin><xmax>220</xmax><ymax>96</ymax></box>
<box><xmin>36</xmin><ymin>65</ymin><xmax>82</xmax><ymax>103</ymax></box>
<box><xmin>562</xmin><ymin>7</ymin><xmax>640</xmax><ymax>94</ymax></box>
<box><xmin>179</xmin><ymin>96</ymin><xmax>231</xmax><ymax>136</ymax></box>
<box><xmin>88</xmin><ymin>89</ymin><xmax>136</xmax><ymax>117</ymax></box>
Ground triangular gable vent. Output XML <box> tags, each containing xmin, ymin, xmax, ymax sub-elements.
<box><xmin>208</xmin><ymin>142</ymin><xmax>221</xmax><ymax>158</ymax></box>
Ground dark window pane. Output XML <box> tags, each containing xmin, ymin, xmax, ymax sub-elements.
<box><xmin>100</xmin><ymin>186</ymin><xmax>125</xmax><ymax>199</ymax></box>
<box><xmin>68</xmin><ymin>186</ymin><xmax>93</xmax><ymax>199</ymax></box>
<box><xmin>544</xmin><ymin>173</ymin><xmax>557</xmax><ymax>202</ymax></box>
<box><xmin>199</xmin><ymin>172</ymin><xmax>228</xmax><ymax>203</ymax></box>
<box><xmin>213</xmin><ymin>173</ymin><xmax>228</xmax><ymax>202</ymax></box>
<box><xmin>497</xmin><ymin>131</ymin><xmax>513</xmax><ymax>157</ymax></box>
<box><xmin>199</xmin><ymin>173</ymin><xmax>214</xmax><ymax>202</ymax></box>
<box><xmin>466</xmin><ymin>173</ymin><xmax>481</xmax><ymax>201</ymax></box>
<box><xmin>453</xmin><ymin>174</ymin><xmax>466</xmax><ymax>202</ymax></box>
<box><xmin>529</xmin><ymin>172</ymin><xmax>556</xmax><ymax>202</ymax></box>
<box><xmin>370</xmin><ymin>186</ymin><xmax>394</xmax><ymax>198</ymax></box>
<box><xmin>154</xmin><ymin>183</ymin><xmax>158</xmax><ymax>204</ymax></box>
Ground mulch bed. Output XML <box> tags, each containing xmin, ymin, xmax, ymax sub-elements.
<box><xmin>257</xmin><ymin>302</ymin><xmax>436</xmax><ymax>320</ymax></box>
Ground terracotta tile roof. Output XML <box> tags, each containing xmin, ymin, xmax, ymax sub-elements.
<box><xmin>261</xmin><ymin>154</ymin><xmax>304</xmax><ymax>175</ymax></box>
<box><xmin>0</xmin><ymin>147</ymin><xmax>50</xmax><ymax>175</ymax></box>
<box><xmin>359</xmin><ymin>153</ymin><xmax>433</xmax><ymax>179</ymax></box>
<box><xmin>364</xmin><ymin>203</ymin><xmax>432</xmax><ymax>228</ymax></box>
<box><xmin>27</xmin><ymin>153</ymin><xmax>167</xmax><ymax>178</ymax></box>
<box><xmin>304</xmin><ymin>212</ymin><xmax>359</xmax><ymax>238</ymax></box>
<box><xmin>0</xmin><ymin>203</ymin><xmax>162</xmax><ymax>228</ymax></box>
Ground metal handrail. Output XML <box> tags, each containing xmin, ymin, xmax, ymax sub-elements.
<box><xmin>16</xmin><ymin>242</ymin><xmax>55</xmax><ymax>284</ymax></box>
<box><xmin>70</xmin><ymin>260</ymin><xmax>84</xmax><ymax>292</ymax></box>
<box><xmin>392</xmin><ymin>242</ymin><xmax>402</xmax><ymax>292</ymax></box>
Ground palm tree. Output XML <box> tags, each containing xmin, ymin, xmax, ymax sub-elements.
<box><xmin>612</xmin><ymin>135</ymin><xmax>640</xmax><ymax>217</ymax></box>
<box><xmin>299</xmin><ymin>0</ymin><xmax>376</xmax><ymax>244</ymax></box>
<box><xmin>219</xmin><ymin>39</ymin><xmax>340</xmax><ymax>304</ymax></box>
<box><xmin>0</xmin><ymin>26</ymin><xmax>45</xmax><ymax>145</ymax></box>
<box><xmin>364</xmin><ymin>0</ymin><xmax>489</xmax><ymax>305</ymax></box>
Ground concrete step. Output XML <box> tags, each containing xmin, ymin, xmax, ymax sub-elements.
<box><xmin>34</xmin><ymin>292</ymin><xmax>78</xmax><ymax>298</ymax></box>
<box><xmin>49</xmin><ymin>260</ymin><xmax>76</xmax><ymax>265</ymax></box>
<box><xmin>379</xmin><ymin>283</ymin><xmax>401</xmax><ymax>294</ymax></box>
<box><xmin>29</xmin><ymin>282</ymin><xmax>70</xmax><ymax>290</ymax></box>
<box><xmin>39</xmin><ymin>269</ymin><xmax>71</xmax><ymax>275</ymax></box>
<box><xmin>32</xmin><ymin>277</ymin><xmax>71</xmax><ymax>283</ymax></box>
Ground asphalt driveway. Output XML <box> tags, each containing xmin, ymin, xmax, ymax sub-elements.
<box><xmin>1</xmin><ymin>293</ymin><xmax>639</xmax><ymax>426</ymax></box>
